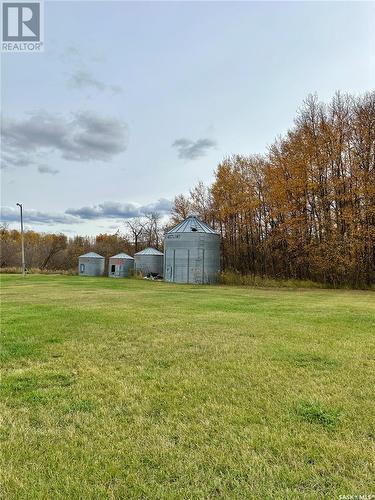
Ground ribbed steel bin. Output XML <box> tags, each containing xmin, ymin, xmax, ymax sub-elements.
<box><xmin>108</xmin><ymin>253</ymin><xmax>134</xmax><ymax>278</ymax></box>
<box><xmin>134</xmin><ymin>247</ymin><xmax>164</xmax><ymax>276</ymax></box>
<box><xmin>164</xmin><ymin>215</ymin><xmax>220</xmax><ymax>284</ymax></box>
<box><xmin>78</xmin><ymin>252</ymin><xmax>105</xmax><ymax>276</ymax></box>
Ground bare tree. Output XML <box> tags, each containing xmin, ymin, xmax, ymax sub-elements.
<box><xmin>125</xmin><ymin>217</ymin><xmax>144</xmax><ymax>252</ymax></box>
<box><xmin>143</xmin><ymin>212</ymin><xmax>163</xmax><ymax>248</ymax></box>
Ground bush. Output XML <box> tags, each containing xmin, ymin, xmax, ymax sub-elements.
<box><xmin>219</xmin><ymin>271</ymin><xmax>325</xmax><ymax>289</ymax></box>
<box><xmin>0</xmin><ymin>267</ymin><xmax>77</xmax><ymax>275</ymax></box>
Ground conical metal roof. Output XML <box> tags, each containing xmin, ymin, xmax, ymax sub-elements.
<box><xmin>167</xmin><ymin>215</ymin><xmax>217</xmax><ymax>234</ymax></box>
<box><xmin>110</xmin><ymin>252</ymin><xmax>134</xmax><ymax>260</ymax></box>
<box><xmin>79</xmin><ymin>252</ymin><xmax>104</xmax><ymax>258</ymax></box>
<box><xmin>135</xmin><ymin>247</ymin><xmax>164</xmax><ymax>256</ymax></box>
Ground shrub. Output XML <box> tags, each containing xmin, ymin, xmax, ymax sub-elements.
<box><xmin>0</xmin><ymin>267</ymin><xmax>77</xmax><ymax>275</ymax></box>
<box><xmin>219</xmin><ymin>271</ymin><xmax>324</xmax><ymax>289</ymax></box>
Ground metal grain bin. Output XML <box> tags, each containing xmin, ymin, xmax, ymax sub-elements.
<box><xmin>134</xmin><ymin>247</ymin><xmax>164</xmax><ymax>276</ymax></box>
<box><xmin>164</xmin><ymin>215</ymin><xmax>220</xmax><ymax>284</ymax></box>
<box><xmin>78</xmin><ymin>252</ymin><xmax>105</xmax><ymax>276</ymax></box>
<box><xmin>108</xmin><ymin>252</ymin><xmax>134</xmax><ymax>278</ymax></box>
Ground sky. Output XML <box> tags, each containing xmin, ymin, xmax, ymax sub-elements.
<box><xmin>1</xmin><ymin>0</ymin><xmax>374</xmax><ymax>236</ymax></box>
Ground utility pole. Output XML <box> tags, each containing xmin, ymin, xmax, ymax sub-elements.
<box><xmin>16</xmin><ymin>203</ymin><xmax>25</xmax><ymax>276</ymax></box>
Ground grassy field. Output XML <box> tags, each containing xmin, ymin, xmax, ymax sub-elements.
<box><xmin>1</xmin><ymin>275</ymin><xmax>374</xmax><ymax>498</ymax></box>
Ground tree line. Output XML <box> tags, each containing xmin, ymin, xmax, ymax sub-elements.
<box><xmin>2</xmin><ymin>91</ymin><xmax>374</xmax><ymax>286</ymax></box>
<box><xmin>172</xmin><ymin>92</ymin><xmax>375</xmax><ymax>287</ymax></box>
<box><xmin>0</xmin><ymin>213</ymin><xmax>165</xmax><ymax>271</ymax></box>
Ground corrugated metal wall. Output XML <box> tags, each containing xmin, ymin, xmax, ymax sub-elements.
<box><xmin>135</xmin><ymin>254</ymin><xmax>163</xmax><ymax>276</ymax></box>
<box><xmin>108</xmin><ymin>257</ymin><xmax>134</xmax><ymax>277</ymax></box>
<box><xmin>164</xmin><ymin>232</ymin><xmax>220</xmax><ymax>284</ymax></box>
<box><xmin>78</xmin><ymin>256</ymin><xmax>105</xmax><ymax>276</ymax></box>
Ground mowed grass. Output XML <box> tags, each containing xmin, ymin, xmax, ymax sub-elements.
<box><xmin>1</xmin><ymin>275</ymin><xmax>374</xmax><ymax>499</ymax></box>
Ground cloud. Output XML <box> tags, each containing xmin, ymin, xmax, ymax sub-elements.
<box><xmin>2</xmin><ymin>110</ymin><xmax>128</xmax><ymax>168</ymax></box>
<box><xmin>60</xmin><ymin>45</ymin><xmax>107</xmax><ymax>64</ymax></box>
<box><xmin>38</xmin><ymin>165</ymin><xmax>59</xmax><ymax>175</ymax></box>
<box><xmin>0</xmin><ymin>206</ymin><xmax>79</xmax><ymax>226</ymax></box>
<box><xmin>67</xmin><ymin>69</ymin><xmax>123</xmax><ymax>94</ymax></box>
<box><xmin>172</xmin><ymin>137</ymin><xmax>216</xmax><ymax>160</ymax></box>
<box><xmin>66</xmin><ymin>198</ymin><xmax>173</xmax><ymax>220</ymax></box>
<box><xmin>1</xmin><ymin>152</ymin><xmax>35</xmax><ymax>170</ymax></box>
<box><xmin>59</xmin><ymin>45</ymin><xmax>81</xmax><ymax>63</ymax></box>
<box><xmin>67</xmin><ymin>202</ymin><xmax>139</xmax><ymax>220</ymax></box>
<box><xmin>0</xmin><ymin>199</ymin><xmax>172</xmax><ymax>227</ymax></box>
<box><xmin>142</xmin><ymin>198</ymin><xmax>173</xmax><ymax>214</ymax></box>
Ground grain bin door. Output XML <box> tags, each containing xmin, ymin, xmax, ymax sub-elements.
<box><xmin>175</xmin><ymin>249</ymin><xmax>189</xmax><ymax>283</ymax></box>
<box><xmin>165</xmin><ymin>248</ymin><xmax>174</xmax><ymax>282</ymax></box>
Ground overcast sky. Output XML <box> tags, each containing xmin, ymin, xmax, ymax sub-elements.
<box><xmin>1</xmin><ymin>1</ymin><xmax>374</xmax><ymax>236</ymax></box>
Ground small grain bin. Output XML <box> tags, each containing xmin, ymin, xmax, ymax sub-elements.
<box><xmin>134</xmin><ymin>247</ymin><xmax>164</xmax><ymax>276</ymax></box>
<box><xmin>164</xmin><ymin>215</ymin><xmax>220</xmax><ymax>284</ymax></box>
<box><xmin>78</xmin><ymin>252</ymin><xmax>105</xmax><ymax>276</ymax></box>
<box><xmin>108</xmin><ymin>252</ymin><xmax>134</xmax><ymax>278</ymax></box>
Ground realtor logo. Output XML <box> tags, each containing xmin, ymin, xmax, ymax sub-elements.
<box><xmin>2</xmin><ymin>1</ymin><xmax>44</xmax><ymax>52</ymax></box>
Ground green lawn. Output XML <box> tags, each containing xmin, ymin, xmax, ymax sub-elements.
<box><xmin>1</xmin><ymin>275</ymin><xmax>374</xmax><ymax>498</ymax></box>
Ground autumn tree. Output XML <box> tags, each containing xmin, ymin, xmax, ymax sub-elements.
<box><xmin>173</xmin><ymin>91</ymin><xmax>375</xmax><ymax>287</ymax></box>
